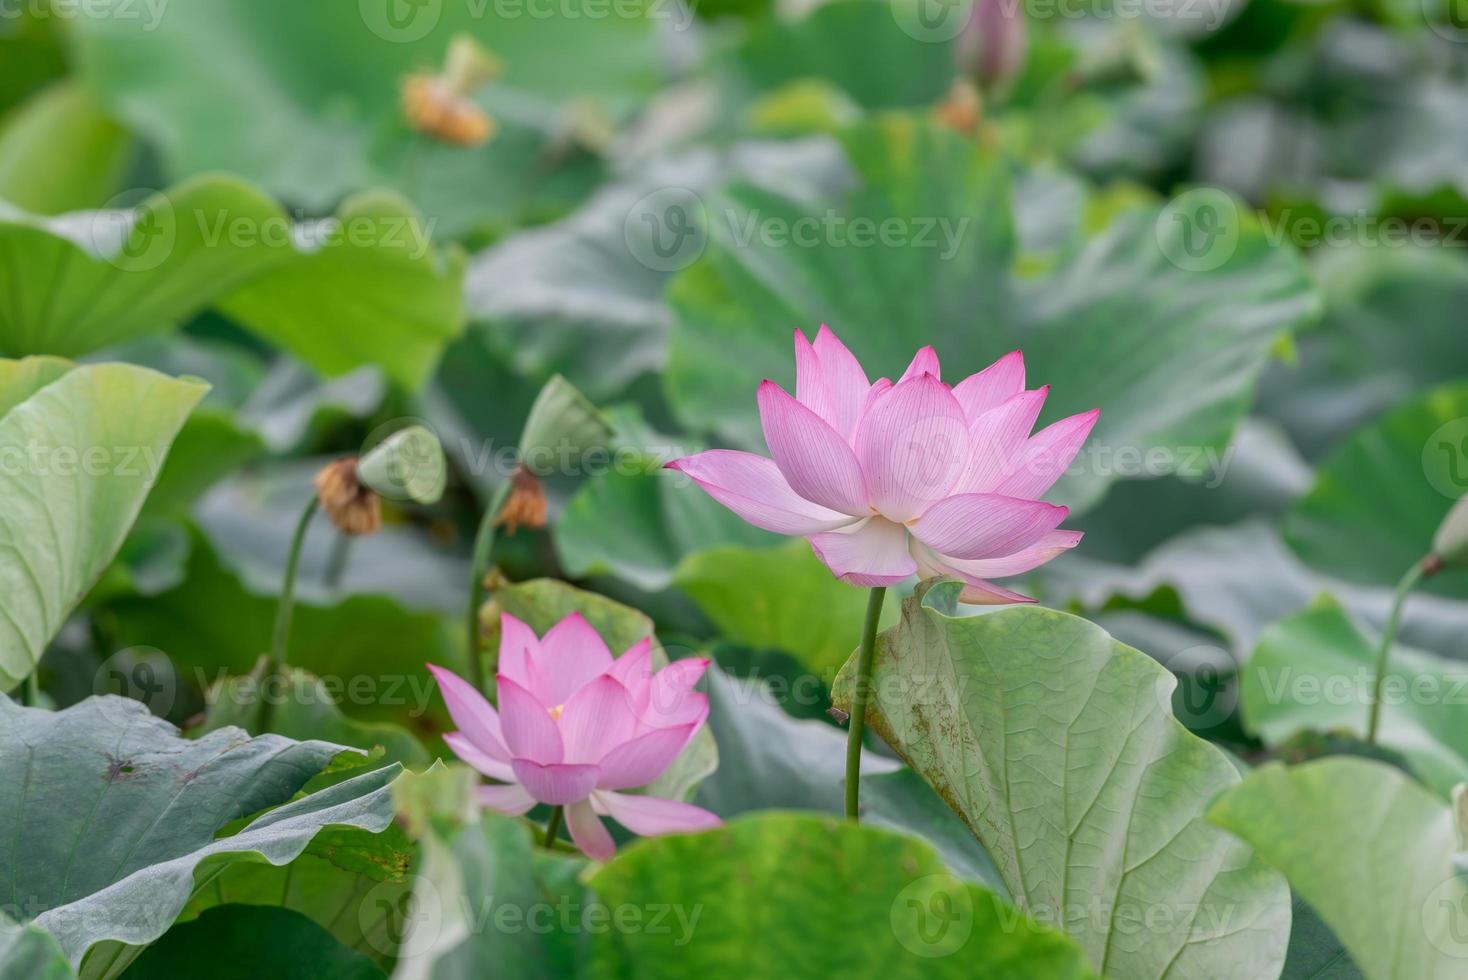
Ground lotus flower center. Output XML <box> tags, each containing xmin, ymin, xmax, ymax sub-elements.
<box><xmin>547</xmin><ymin>703</ymin><xmax>565</xmax><ymax>721</ymax></box>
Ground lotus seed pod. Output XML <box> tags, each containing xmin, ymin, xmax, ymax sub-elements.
<box><xmin>357</xmin><ymin>425</ymin><xmax>447</xmax><ymax>505</ymax></box>
<box><xmin>516</xmin><ymin>375</ymin><xmax>613</xmax><ymax>478</ymax></box>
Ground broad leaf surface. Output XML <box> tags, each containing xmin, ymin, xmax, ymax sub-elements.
<box><xmin>831</xmin><ymin>581</ymin><xmax>1291</xmax><ymax>978</ymax></box>
<box><xmin>695</xmin><ymin>666</ymin><xmax>1005</xmax><ymax>893</ymax></box>
<box><xmin>126</xmin><ymin>905</ymin><xmax>384</xmax><ymax>980</ymax></box>
<box><xmin>0</xmin><ymin>80</ymin><xmax>128</xmax><ymax>214</ymax></box>
<box><xmin>69</xmin><ymin>0</ymin><xmax>662</xmax><ymax>235</ymax></box>
<box><xmin>1242</xmin><ymin>597</ymin><xmax>1468</xmax><ymax>797</ymax></box>
<box><xmin>1286</xmin><ymin>382</ymin><xmax>1468</xmax><ymax>597</ymax></box>
<box><xmin>0</xmin><ymin>360</ymin><xmax>206</xmax><ymax>691</ymax></box>
<box><xmin>666</xmin><ymin>117</ymin><xmax>1320</xmax><ymax>510</ymax></box>
<box><xmin>0</xmin><ymin>695</ymin><xmax>399</xmax><ymax>966</ymax></box>
<box><xmin>588</xmin><ymin>812</ymin><xmax>1097</xmax><ymax>978</ymax></box>
<box><xmin>673</xmin><ymin>539</ymin><xmax>894</xmax><ymax>677</ymax></box>
<box><xmin>0</xmin><ymin>179</ymin><xmax>463</xmax><ymax>388</ymax></box>
<box><xmin>1210</xmin><ymin>757</ymin><xmax>1468</xmax><ymax>979</ymax></box>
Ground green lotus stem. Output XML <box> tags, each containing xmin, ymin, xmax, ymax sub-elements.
<box><xmin>543</xmin><ymin>806</ymin><xmax>564</xmax><ymax>848</ymax></box>
<box><xmin>23</xmin><ymin>671</ymin><xmax>39</xmax><ymax>707</ymax></box>
<box><xmin>1366</xmin><ymin>556</ymin><xmax>1433</xmax><ymax>744</ymax></box>
<box><xmin>466</xmin><ymin>480</ymin><xmax>513</xmax><ymax>695</ymax></box>
<box><xmin>262</xmin><ymin>498</ymin><xmax>319</xmax><ymax>729</ymax></box>
<box><xmin>844</xmin><ymin>586</ymin><xmax>888</xmax><ymax>822</ymax></box>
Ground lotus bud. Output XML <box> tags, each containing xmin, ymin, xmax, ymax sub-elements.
<box><xmin>357</xmin><ymin>425</ymin><xmax>448</xmax><ymax>505</ymax></box>
<box><xmin>497</xmin><ymin>376</ymin><xmax>612</xmax><ymax>533</ymax></box>
<box><xmin>402</xmin><ymin>34</ymin><xmax>501</xmax><ymax>148</ymax></box>
<box><xmin>1432</xmin><ymin>495</ymin><xmax>1468</xmax><ymax>568</ymax></box>
<box><xmin>314</xmin><ymin>458</ymin><xmax>382</xmax><ymax>536</ymax></box>
<box><xmin>955</xmin><ymin>0</ymin><xmax>1028</xmax><ymax>91</ymax></box>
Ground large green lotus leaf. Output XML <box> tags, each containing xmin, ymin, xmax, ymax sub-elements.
<box><xmin>0</xmin><ymin>694</ymin><xmax>400</xmax><ymax>970</ymax></box>
<box><xmin>831</xmin><ymin>581</ymin><xmax>1291</xmax><ymax>978</ymax></box>
<box><xmin>0</xmin><ymin>7</ymin><xmax>65</xmax><ymax>116</ymax></box>
<box><xmin>181</xmin><ymin>825</ymin><xmax>413</xmax><ymax>967</ymax></box>
<box><xmin>666</xmin><ymin>116</ymin><xmax>1320</xmax><ymax>511</ymax></box>
<box><xmin>69</xmin><ymin>0</ymin><xmax>661</xmax><ymax>235</ymax></box>
<box><xmin>1049</xmin><ymin>520</ymin><xmax>1468</xmax><ymax>664</ymax></box>
<box><xmin>1210</xmin><ymin>757</ymin><xmax>1468</xmax><ymax>979</ymax></box>
<box><xmin>729</xmin><ymin>0</ymin><xmax>955</xmax><ymax>110</ymax></box>
<box><xmin>201</xmin><ymin>664</ymin><xmax>431</xmax><ymax>773</ymax></box>
<box><xmin>695</xmin><ymin>666</ymin><xmax>1006</xmax><ymax>893</ymax></box>
<box><xmin>673</xmin><ymin>539</ymin><xmax>895</xmax><ymax>677</ymax></box>
<box><xmin>1285</xmin><ymin>383</ymin><xmax>1468</xmax><ymax>598</ymax></box>
<box><xmin>1259</xmin><ymin>245</ymin><xmax>1468</xmax><ymax>460</ymax></box>
<box><xmin>481</xmin><ymin>577</ymin><xmax>718</xmax><ymax>803</ymax></box>
<box><xmin>1281</xmin><ymin>893</ymin><xmax>1363</xmax><ymax>980</ymax></box>
<box><xmin>107</xmin><ymin>529</ymin><xmax>457</xmax><ymax>733</ymax></box>
<box><xmin>0</xmin><ymin>914</ymin><xmax>71</xmax><ymax>980</ymax></box>
<box><xmin>0</xmin><ymin>80</ymin><xmax>129</xmax><ymax>215</ymax></box>
<box><xmin>0</xmin><ymin>177</ymin><xmax>463</xmax><ymax>388</ymax></box>
<box><xmin>389</xmin><ymin>811</ymin><xmax>594</xmax><ymax>978</ymax></box>
<box><xmin>1241</xmin><ymin>597</ymin><xmax>1468</xmax><ymax>798</ymax></box>
<box><xmin>464</xmin><ymin>138</ymin><xmax>850</xmax><ymax>403</ymax></box>
<box><xmin>127</xmin><ymin>905</ymin><xmax>384</xmax><ymax>980</ymax></box>
<box><xmin>588</xmin><ymin>812</ymin><xmax>1096</xmax><ymax>978</ymax></box>
<box><xmin>0</xmin><ymin>360</ymin><xmax>206</xmax><ymax>692</ymax></box>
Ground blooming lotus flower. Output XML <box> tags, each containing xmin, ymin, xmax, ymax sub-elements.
<box><xmin>428</xmin><ymin>612</ymin><xmax>721</xmax><ymax>861</ymax></box>
<box><xmin>667</xmin><ymin>326</ymin><xmax>1098</xmax><ymax>603</ymax></box>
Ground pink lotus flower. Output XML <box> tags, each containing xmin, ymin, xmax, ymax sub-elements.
<box><xmin>428</xmin><ymin>612</ymin><xmax>721</xmax><ymax>861</ymax></box>
<box><xmin>667</xmin><ymin>326</ymin><xmax>1098</xmax><ymax>603</ymax></box>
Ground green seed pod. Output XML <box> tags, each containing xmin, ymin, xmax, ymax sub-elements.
<box><xmin>1432</xmin><ymin>495</ymin><xmax>1468</xmax><ymax>568</ymax></box>
<box><xmin>357</xmin><ymin>425</ymin><xmax>447</xmax><ymax>505</ymax></box>
<box><xmin>516</xmin><ymin>375</ymin><xmax>612</xmax><ymax>478</ymax></box>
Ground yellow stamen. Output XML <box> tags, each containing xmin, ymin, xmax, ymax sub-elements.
<box><xmin>547</xmin><ymin>703</ymin><xmax>564</xmax><ymax>721</ymax></box>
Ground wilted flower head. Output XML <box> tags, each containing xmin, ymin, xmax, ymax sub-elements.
<box><xmin>402</xmin><ymin>34</ymin><xmax>502</xmax><ymax>148</ymax></box>
<box><xmin>429</xmin><ymin>613</ymin><xmax>720</xmax><ymax>861</ymax></box>
<box><xmin>667</xmin><ymin>326</ymin><xmax>1098</xmax><ymax>603</ymax></box>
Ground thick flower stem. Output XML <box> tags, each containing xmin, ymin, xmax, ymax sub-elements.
<box><xmin>465</xmin><ymin>481</ymin><xmax>513</xmax><ymax>696</ymax></box>
<box><xmin>261</xmin><ymin>498</ymin><xmax>319</xmax><ymax>730</ymax></box>
<box><xmin>543</xmin><ymin>806</ymin><xmax>564</xmax><ymax>848</ymax></box>
<box><xmin>844</xmin><ymin>586</ymin><xmax>888</xmax><ymax>822</ymax></box>
<box><xmin>1366</xmin><ymin>555</ymin><xmax>1436</xmax><ymax>744</ymax></box>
